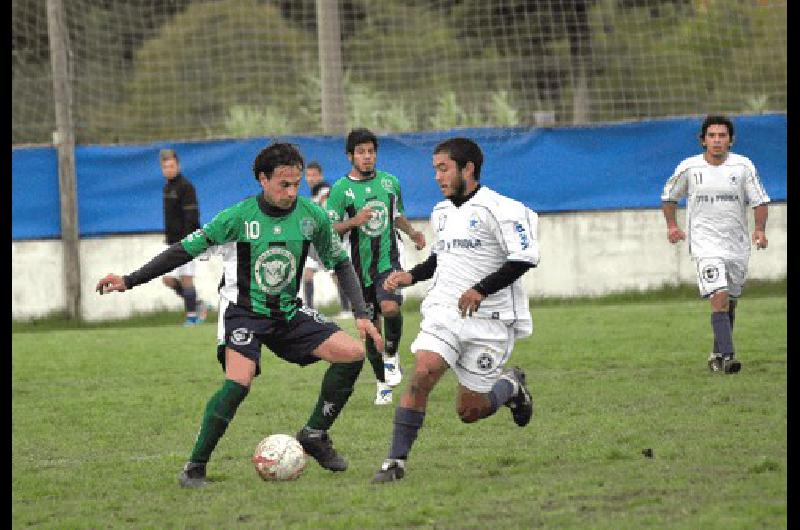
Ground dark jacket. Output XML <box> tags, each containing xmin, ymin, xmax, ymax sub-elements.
<box><xmin>163</xmin><ymin>174</ymin><xmax>200</xmax><ymax>244</ymax></box>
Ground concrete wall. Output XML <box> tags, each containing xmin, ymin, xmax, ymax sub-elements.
<box><xmin>12</xmin><ymin>204</ymin><xmax>786</xmax><ymax>321</ymax></box>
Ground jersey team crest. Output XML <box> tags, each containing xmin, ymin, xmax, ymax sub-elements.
<box><xmin>254</xmin><ymin>248</ymin><xmax>297</xmax><ymax>294</ymax></box>
<box><xmin>360</xmin><ymin>199</ymin><xmax>389</xmax><ymax>237</ymax></box>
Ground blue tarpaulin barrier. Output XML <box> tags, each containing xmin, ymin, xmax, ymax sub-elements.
<box><xmin>12</xmin><ymin>114</ymin><xmax>786</xmax><ymax>240</ymax></box>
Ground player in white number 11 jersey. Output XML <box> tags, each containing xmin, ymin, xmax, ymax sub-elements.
<box><xmin>371</xmin><ymin>137</ymin><xmax>539</xmax><ymax>483</ymax></box>
<box><xmin>661</xmin><ymin>115</ymin><xmax>770</xmax><ymax>374</ymax></box>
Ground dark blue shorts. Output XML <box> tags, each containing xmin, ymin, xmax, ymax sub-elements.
<box><xmin>217</xmin><ymin>303</ymin><xmax>340</xmax><ymax>376</ymax></box>
<box><xmin>363</xmin><ymin>270</ymin><xmax>403</xmax><ymax>319</ymax></box>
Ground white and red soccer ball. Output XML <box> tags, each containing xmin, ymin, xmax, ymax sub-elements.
<box><xmin>252</xmin><ymin>434</ymin><xmax>307</xmax><ymax>481</ymax></box>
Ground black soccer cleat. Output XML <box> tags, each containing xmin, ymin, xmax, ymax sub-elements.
<box><xmin>296</xmin><ymin>427</ymin><xmax>348</xmax><ymax>472</ymax></box>
<box><xmin>723</xmin><ymin>355</ymin><xmax>742</xmax><ymax>374</ymax></box>
<box><xmin>178</xmin><ymin>462</ymin><xmax>209</xmax><ymax>488</ymax></box>
<box><xmin>371</xmin><ymin>459</ymin><xmax>405</xmax><ymax>484</ymax></box>
<box><xmin>505</xmin><ymin>366</ymin><xmax>534</xmax><ymax>427</ymax></box>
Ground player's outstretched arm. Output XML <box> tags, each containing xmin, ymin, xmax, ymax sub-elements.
<box><xmin>395</xmin><ymin>216</ymin><xmax>426</xmax><ymax>250</ymax></box>
<box><xmin>96</xmin><ymin>243</ymin><xmax>195</xmax><ymax>295</ymax></box>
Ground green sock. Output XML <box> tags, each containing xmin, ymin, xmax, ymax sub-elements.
<box><xmin>366</xmin><ymin>334</ymin><xmax>384</xmax><ymax>382</ymax></box>
<box><xmin>189</xmin><ymin>379</ymin><xmax>249</xmax><ymax>463</ymax></box>
<box><xmin>383</xmin><ymin>313</ymin><xmax>403</xmax><ymax>356</ymax></box>
<box><xmin>306</xmin><ymin>360</ymin><xmax>364</xmax><ymax>431</ymax></box>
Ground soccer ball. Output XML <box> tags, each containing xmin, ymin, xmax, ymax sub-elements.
<box><xmin>252</xmin><ymin>434</ymin><xmax>307</xmax><ymax>481</ymax></box>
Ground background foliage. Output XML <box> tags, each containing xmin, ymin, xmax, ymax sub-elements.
<box><xmin>12</xmin><ymin>0</ymin><xmax>786</xmax><ymax>145</ymax></box>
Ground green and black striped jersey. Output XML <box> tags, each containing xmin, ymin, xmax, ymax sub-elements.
<box><xmin>325</xmin><ymin>170</ymin><xmax>405</xmax><ymax>287</ymax></box>
<box><xmin>181</xmin><ymin>194</ymin><xmax>348</xmax><ymax>319</ymax></box>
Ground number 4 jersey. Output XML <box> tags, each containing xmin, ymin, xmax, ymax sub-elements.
<box><xmin>181</xmin><ymin>194</ymin><xmax>349</xmax><ymax>319</ymax></box>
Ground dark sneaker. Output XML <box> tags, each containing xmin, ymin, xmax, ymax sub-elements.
<box><xmin>504</xmin><ymin>367</ymin><xmax>533</xmax><ymax>427</ymax></box>
<box><xmin>723</xmin><ymin>355</ymin><xmax>742</xmax><ymax>374</ymax></box>
<box><xmin>178</xmin><ymin>462</ymin><xmax>208</xmax><ymax>488</ymax></box>
<box><xmin>371</xmin><ymin>459</ymin><xmax>405</xmax><ymax>484</ymax></box>
<box><xmin>296</xmin><ymin>428</ymin><xmax>348</xmax><ymax>472</ymax></box>
<box><xmin>707</xmin><ymin>353</ymin><xmax>723</xmax><ymax>373</ymax></box>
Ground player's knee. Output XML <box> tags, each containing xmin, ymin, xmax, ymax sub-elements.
<box><xmin>457</xmin><ymin>406</ymin><xmax>482</xmax><ymax>423</ymax></box>
<box><xmin>345</xmin><ymin>341</ymin><xmax>365</xmax><ymax>362</ymax></box>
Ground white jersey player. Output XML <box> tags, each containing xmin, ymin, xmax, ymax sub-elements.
<box><xmin>302</xmin><ymin>161</ymin><xmax>332</xmax><ymax>308</ymax></box>
<box><xmin>661</xmin><ymin>115</ymin><xmax>769</xmax><ymax>374</ymax></box>
<box><xmin>372</xmin><ymin>137</ymin><xmax>538</xmax><ymax>484</ymax></box>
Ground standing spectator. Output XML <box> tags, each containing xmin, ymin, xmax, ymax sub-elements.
<box><xmin>159</xmin><ymin>148</ymin><xmax>207</xmax><ymax>326</ymax></box>
<box><xmin>661</xmin><ymin>115</ymin><xmax>770</xmax><ymax>373</ymax></box>
<box><xmin>302</xmin><ymin>160</ymin><xmax>351</xmax><ymax>316</ymax></box>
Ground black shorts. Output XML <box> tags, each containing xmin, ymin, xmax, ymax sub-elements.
<box><xmin>363</xmin><ymin>270</ymin><xmax>403</xmax><ymax>319</ymax></box>
<box><xmin>216</xmin><ymin>303</ymin><xmax>340</xmax><ymax>376</ymax></box>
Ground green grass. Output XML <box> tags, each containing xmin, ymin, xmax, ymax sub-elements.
<box><xmin>13</xmin><ymin>288</ymin><xmax>786</xmax><ymax>528</ymax></box>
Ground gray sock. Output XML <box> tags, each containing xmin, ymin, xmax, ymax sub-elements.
<box><xmin>711</xmin><ymin>311</ymin><xmax>734</xmax><ymax>357</ymax></box>
<box><xmin>488</xmin><ymin>377</ymin><xmax>516</xmax><ymax>414</ymax></box>
<box><xmin>388</xmin><ymin>407</ymin><xmax>425</xmax><ymax>460</ymax></box>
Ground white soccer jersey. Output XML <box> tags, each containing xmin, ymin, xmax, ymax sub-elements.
<box><xmin>422</xmin><ymin>186</ymin><xmax>539</xmax><ymax>337</ymax></box>
<box><xmin>661</xmin><ymin>152</ymin><xmax>770</xmax><ymax>259</ymax></box>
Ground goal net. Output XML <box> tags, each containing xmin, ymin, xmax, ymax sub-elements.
<box><xmin>12</xmin><ymin>0</ymin><xmax>787</xmax><ymax>145</ymax></box>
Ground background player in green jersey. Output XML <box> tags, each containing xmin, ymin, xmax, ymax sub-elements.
<box><xmin>96</xmin><ymin>143</ymin><xmax>383</xmax><ymax>488</ymax></box>
<box><xmin>326</xmin><ymin>128</ymin><xmax>426</xmax><ymax>405</ymax></box>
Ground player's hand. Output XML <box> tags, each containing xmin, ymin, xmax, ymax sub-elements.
<box><xmin>383</xmin><ymin>271</ymin><xmax>413</xmax><ymax>292</ymax></box>
<box><xmin>458</xmin><ymin>288</ymin><xmax>485</xmax><ymax>318</ymax></box>
<box><xmin>355</xmin><ymin>318</ymin><xmax>384</xmax><ymax>351</ymax></box>
<box><xmin>667</xmin><ymin>226</ymin><xmax>685</xmax><ymax>244</ymax></box>
<box><xmin>96</xmin><ymin>273</ymin><xmax>127</xmax><ymax>295</ymax></box>
<box><xmin>752</xmin><ymin>230</ymin><xmax>768</xmax><ymax>250</ymax></box>
<box><xmin>352</xmin><ymin>206</ymin><xmax>374</xmax><ymax>227</ymax></box>
<box><xmin>410</xmin><ymin>230</ymin><xmax>426</xmax><ymax>250</ymax></box>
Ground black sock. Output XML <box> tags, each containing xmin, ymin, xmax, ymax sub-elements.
<box><xmin>183</xmin><ymin>286</ymin><xmax>198</xmax><ymax>314</ymax></box>
<box><xmin>383</xmin><ymin>313</ymin><xmax>403</xmax><ymax>357</ymax></box>
<box><xmin>304</xmin><ymin>280</ymin><xmax>314</xmax><ymax>308</ymax></box>
<box><xmin>366</xmin><ymin>332</ymin><xmax>385</xmax><ymax>382</ymax></box>
<box><xmin>388</xmin><ymin>407</ymin><xmax>425</xmax><ymax>460</ymax></box>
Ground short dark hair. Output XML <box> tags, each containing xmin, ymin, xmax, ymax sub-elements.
<box><xmin>433</xmin><ymin>137</ymin><xmax>483</xmax><ymax>180</ymax></box>
<box><xmin>252</xmin><ymin>143</ymin><xmax>304</xmax><ymax>181</ymax></box>
<box><xmin>699</xmin><ymin>115</ymin><xmax>734</xmax><ymax>141</ymax></box>
<box><xmin>306</xmin><ymin>161</ymin><xmax>322</xmax><ymax>172</ymax></box>
<box><xmin>159</xmin><ymin>148</ymin><xmax>178</xmax><ymax>162</ymax></box>
<box><xmin>346</xmin><ymin>128</ymin><xmax>378</xmax><ymax>154</ymax></box>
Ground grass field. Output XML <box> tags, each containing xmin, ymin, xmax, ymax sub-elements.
<box><xmin>13</xmin><ymin>285</ymin><xmax>786</xmax><ymax>528</ymax></box>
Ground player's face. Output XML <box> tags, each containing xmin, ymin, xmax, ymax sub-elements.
<box><xmin>260</xmin><ymin>165</ymin><xmax>302</xmax><ymax>209</ymax></box>
<box><xmin>349</xmin><ymin>142</ymin><xmax>376</xmax><ymax>175</ymax></box>
<box><xmin>702</xmin><ymin>124</ymin><xmax>732</xmax><ymax>160</ymax></box>
<box><xmin>433</xmin><ymin>152</ymin><xmax>468</xmax><ymax>199</ymax></box>
<box><xmin>305</xmin><ymin>167</ymin><xmax>322</xmax><ymax>187</ymax></box>
<box><xmin>160</xmin><ymin>158</ymin><xmax>179</xmax><ymax>180</ymax></box>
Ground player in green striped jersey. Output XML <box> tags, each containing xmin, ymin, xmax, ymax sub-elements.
<box><xmin>96</xmin><ymin>143</ymin><xmax>383</xmax><ymax>487</ymax></box>
<box><xmin>326</xmin><ymin>128</ymin><xmax>426</xmax><ymax>405</ymax></box>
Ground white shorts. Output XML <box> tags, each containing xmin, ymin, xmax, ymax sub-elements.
<box><xmin>410</xmin><ymin>306</ymin><xmax>515</xmax><ymax>393</ymax></box>
<box><xmin>164</xmin><ymin>245</ymin><xmax>197</xmax><ymax>278</ymax></box>
<box><xmin>305</xmin><ymin>256</ymin><xmax>321</xmax><ymax>272</ymax></box>
<box><xmin>694</xmin><ymin>257</ymin><xmax>747</xmax><ymax>299</ymax></box>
